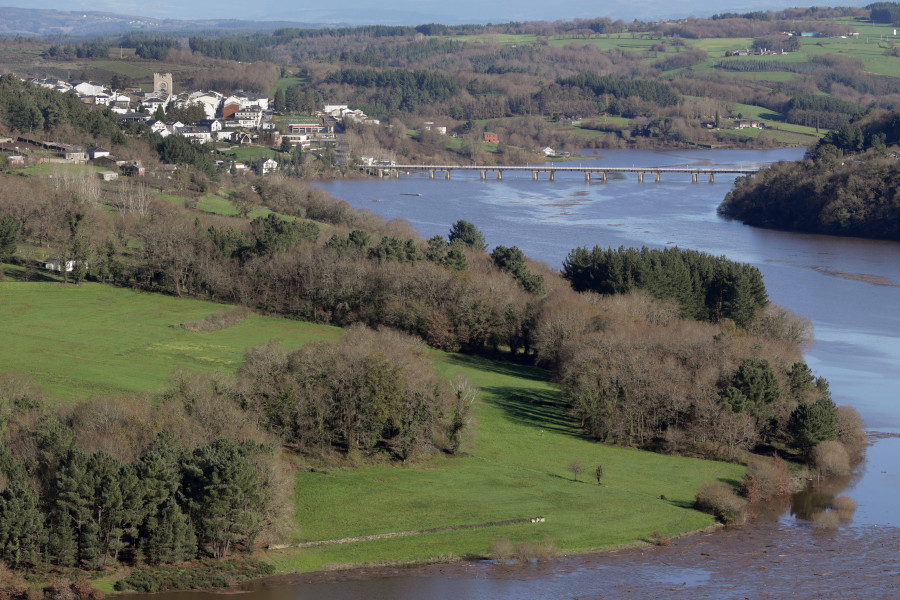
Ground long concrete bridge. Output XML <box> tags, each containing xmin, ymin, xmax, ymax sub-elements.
<box><xmin>375</xmin><ymin>164</ymin><xmax>759</xmax><ymax>183</ymax></box>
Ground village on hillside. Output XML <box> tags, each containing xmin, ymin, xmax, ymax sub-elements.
<box><xmin>6</xmin><ymin>73</ymin><xmax>389</xmax><ymax>176</ymax></box>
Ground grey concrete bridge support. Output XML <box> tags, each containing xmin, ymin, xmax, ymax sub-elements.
<box><xmin>638</xmin><ymin>172</ymin><xmax>644</xmax><ymax>184</ymax></box>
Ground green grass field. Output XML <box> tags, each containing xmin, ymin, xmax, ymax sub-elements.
<box><xmin>269</xmin><ymin>77</ymin><xmax>311</xmax><ymax>95</ymax></box>
<box><xmin>21</xmin><ymin>163</ymin><xmax>106</xmax><ymax>177</ymax></box>
<box><xmin>194</xmin><ymin>194</ymin><xmax>273</xmax><ymax>219</ymax></box>
<box><xmin>0</xmin><ymin>282</ymin><xmax>341</xmax><ymax>400</ymax></box>
<box><xmin>0</xmin><ymin>282</ymin><xmax>742</xmax><ymax>573</ymax></box>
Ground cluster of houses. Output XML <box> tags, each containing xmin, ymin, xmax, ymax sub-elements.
<box><xmin>25</xmin><ymin>73</ymin><xmax>350</xmax><ymax>155</ymax></box>
<box><xmin>15</xmin><ymin>73</ymin><xmax>375</xmax><ymax>175</ymax></box>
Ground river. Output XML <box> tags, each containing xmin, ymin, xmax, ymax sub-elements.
<box><xmin>161</xmin><ymin>149</ymin><xmax>900</xmax><ymax>598</ymax></box>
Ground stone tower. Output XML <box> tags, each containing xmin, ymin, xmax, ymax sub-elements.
<box><xmin>153</xmin><ymin>72</ymin><xmax>173</xmax><ymax>95</ymax></box>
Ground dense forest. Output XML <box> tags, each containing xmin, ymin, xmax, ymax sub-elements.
<box><xmin>719</xmin><ymin>109</ymin><xmax>900</xmax><ymax>240</ymax></box>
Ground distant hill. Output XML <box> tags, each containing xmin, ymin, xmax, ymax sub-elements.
<box><xmin>0</xmin><ymin>7</ymin><xmax>328</xmax><ymax>37</ymax></box>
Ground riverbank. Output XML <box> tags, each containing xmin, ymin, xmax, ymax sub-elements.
<box><xmin>112</xmin><ymin>435</ymin><xmax>900</xmax><ymax>599</ymax></box>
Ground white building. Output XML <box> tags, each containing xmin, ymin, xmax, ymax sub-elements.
<box><xmin>72</xmin><ymin>81</ymin><xmax>107</xmax><ymax>96</ymax></box>
<box><xmin>234</xmin><ymin>106</ymin><xmax>264</xmax><ymax>129</ymax></box>
<box><xmin>322</xmin><ymin>104</ymin><xmax>349</xmax><ymax>117</ymax></box>
<box><xmin>176</xmin><ymin>126</ymin><xmax>212</xmax><ymax>144</ymax></box>
<box><xmin>173</xmin><ymin>91</ymin><xmax>224</xmax><ymax>120</ymax></box>
<box><xmin>260</xmin><ymin>158</ymin><xmax>279</xmax><ymax>175</ymax></box>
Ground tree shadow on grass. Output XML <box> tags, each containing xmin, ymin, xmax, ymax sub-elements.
<box><xmin>666</xmin><ymin>499</ymin><xmax>697</xmax><ymax>510</ymax></box>
<box><xmin>442</xmin><ymin>353</ymin><xmax>549</xmax><ymax>384</ymax></box>
<box><xmin>2</xmin><ymin>265</ymin><xmax>62</xmax><ymax>283</ymax></box>
<box><xmin>717</xmin><ymin>477</ymin><xmax>742</xmax><ymax>488</ymax></box>
<box><xmin>482</xmin><ymin>385</ymin><xmax>586</xmax><ymax>439</ymax></box>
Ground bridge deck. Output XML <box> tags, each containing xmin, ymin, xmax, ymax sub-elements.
<box><xmin>388</xmin><ymin>165</ymin><xmax>759</xmax><ymax>174</ymax></box>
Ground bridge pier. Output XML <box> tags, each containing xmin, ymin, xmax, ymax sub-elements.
<box><xmin>549</xmin><ymin>171</ymin><xmax>555</xmax><ymax>182</ymax></box>
<box><xmin>497</xmin><ymin>170</ymin><xmax>502</xmax><ymax>180</ymax></box>
<box><xmin>532</xmin><ymin>170</ymin><xmax>538</xmax><ymax>181</ymax></box>
<box><xmin>445</xmin><ymin>170</ymin><xmax>451</xmax><ymax>180</ymax></box>
<box><xmin>654</xmin><ymin>172</ymin><xmax>660</xmax><ymax>183</ymax></box>
<box><xmin>480</xmin><ymin>170</ymin><xmax>486</xmax><ymax>180</ymax></box>
<box><xmin>692</xmin><ymin>173</ymin><xmax>698</xmax><ymax>183</ymax></box>
<box><xmin>585</xmin><ymin>172</ymin><xmax>591</xmax><ymax>183</ymax></box>
<box><xmin>708</xmin><ymin>173</ymin><xmax>714</xmax><ymax>183</ymax></box>
<box><xmin>638</xmin><ymin>172</ymin><xmax>644</xmax><ymax>184</ymax></box>
<box><xmin>602</xmin><ymin>172</ymin><xmax>607</xmax><ymax>184</ymax></box>
<box><xmin>429</xmin><ymin>170</ymin><xmax>435</xmax><ymax>179</ymax></box>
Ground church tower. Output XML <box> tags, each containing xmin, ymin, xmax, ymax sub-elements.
<box><xmin>153</xmin><ymin>72</ymin><xmax>173</xmax><ymax>95</ymax></box>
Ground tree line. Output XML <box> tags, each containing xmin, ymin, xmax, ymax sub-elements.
<box><xmin>323</xmin><ymin>68</ymin><xmax>461</xmax><ymax>114</ymax></box>
<box><xmin>188</xmin><ymin>37</ymin><xmax>272</xmax><ymax>62</ymax></box>
<box><xmin>562</xmin><ymin>246</ymin><xmax>768</xmax><ymax>328</ymax></box>
<box><xmin>557</xmin><ymin>74</ymin><xmax>681</xmax><ymax>108</ymax></box>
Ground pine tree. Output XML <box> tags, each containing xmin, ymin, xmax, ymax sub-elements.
<box><xmin>273</xmin><ymin>88</ymin><xmax>285</xmax><ymax>113</ymax></box>
<box><xmin>143</xmin><ymin>500</ymin><xmax>197</xmax><ymax>565</ymax></box>
<box><xmin>0</xmin><ymin>480</ymin><xmax>47</xmax><ymax>568</ymax></box>
<box><xmin>181</xmin><ymin>439</ymin><xmax>268</xmax><ymax>559</ymax></box>
<box><xmin>789</xmin><ymin>394</ymin><xmax>838</xmax><ymax>455</ymax></box>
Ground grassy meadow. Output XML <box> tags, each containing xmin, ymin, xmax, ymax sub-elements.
<box><xmin>0</xmin><ymin>282</ymin><xmax>341</xmax><ymax>400</ymax></box>
<box><xmin>1</xmin><ymin>281</ymin><xmax>743</xmax><ymax>574</ymax></box>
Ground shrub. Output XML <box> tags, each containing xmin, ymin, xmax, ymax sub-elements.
<box><xmin>650</xmin><ymin>530</ymin><xmax>671</xmax><ymax>546</ymax></box>
<box><xmin>115</xmin><ymin>561</ymin><xmax>274</xmax><ymax>593</ymax></box>
<box><xmin>739</xmin><ymin>456</ymin><xmax>794</xmax><ymax>502</ymax></box>
<box><xmin>489</xmin><ymin>538</ymin><xmax>514</xmax><ymax>562</ymax></box>
<box><xmin>695</xmin><ymin>481</ymin><xmax>747</xmax><ymax>525</ymax></box>
<box><xmin>69</xmin><ymin>579</ymin><xmax>102</xmax><ymax>600</ymax></box>
<box><xmin>813</xmin><ymin>440</ymin><xmax>851</xmax><ymax>478</ymax></box>
<box><xmin>514</xmin><ymin>537</ymin><xmax>558</xmax><ymax>562</ymax></box>
<box><xmin>836</xmin><ymin>406</ymin><xmax>867</xmax><ymax>463</ymax></box>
